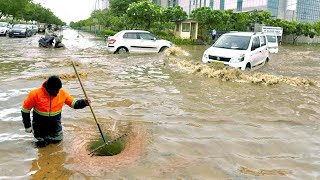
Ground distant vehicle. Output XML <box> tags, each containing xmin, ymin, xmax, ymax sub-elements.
<box><xmin>31</xmin><ymin>25</ymin><xmax>38</xmax><ymax>35</ymax></box>
<box><xmin>38</xmin><ymin>35</ymin><xmax>64</xmax><ymax>48</ymax></box>
<box><xmin>265</xmin><ymin>33</ymin><xmax>279</xmax><ymax>54</ymax></box>
<box><xmin>38</xmin><ymin>23</ymin><xmax>46</xmax><ymax>33</ymax></box>
<box><xmin>8</xmin><ymin>24</ymin><xmax>32</xmax><ymax>38</ymax></box>
<box><xmin>202</xmin><ymin>32</ymin><xmax>269</xmax><ymax>71</ymax></box>
<box><xmin>0</xmin><ymin>22</ymin><xmax>10</xmax><ymax>36</ymax></box>
<box><xmin>106</xmin><ymin>30</ymin><xmax>172</xmax><ymax>54</ymax></box>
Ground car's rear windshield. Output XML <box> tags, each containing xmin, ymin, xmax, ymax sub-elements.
<box><xmin>13</xmin><ymin>24</ymin><xmax>26</xmax><ymax>28</ymax></box>
<box><xmin>266</xmin><ymin>35</ymin><xmax>277</xmax><ymax>42</ymax></box>
<box><xmin>0</xmin><ymin>23</ymin><xmax>7</xmax><ymax>27</ymax></box>
<box><xmin>213</xmin><ymin>35</ymin><xmax>251</xmax><ymax>50</ymax></box>
<box><xmin>114</xmin><ymin>31</ymin><xmax>122</xmax><ymax>37</ymax></box>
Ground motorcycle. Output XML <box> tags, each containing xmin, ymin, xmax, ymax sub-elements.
<box><xmin>38</xmin><ymin>34</ymin><xmax>65</xmax><ymax>48</ymax></box>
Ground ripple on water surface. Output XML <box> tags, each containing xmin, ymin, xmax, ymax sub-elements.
<box><xmin>69</xmin><ymin>123</ymin><xmax>150</xmax><ymax>176</ymax></box>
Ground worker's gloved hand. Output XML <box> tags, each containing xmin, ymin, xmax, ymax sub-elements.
<box><xmin>84</xmin><ymin>99</ymin><xmax>91</xmax><ymax>106</ymax></box>
<box><xmin>25</xmin><ymin>127</ymin><xmax>32</xmax><ymax>133</ymax></box>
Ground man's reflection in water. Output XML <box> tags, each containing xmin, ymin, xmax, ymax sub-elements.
<box><xmin>29</xmin><ymin>142</ymin><xmax>74</xmax><ymax>179</ymax></box>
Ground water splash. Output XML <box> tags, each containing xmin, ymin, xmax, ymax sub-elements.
<box><xmin>165</xmin><ymin>47</ymin><xmax>317</xmax><ymax>87</ymax></box>
<box><xmin>240</xmin><ymin>166</ymin><xmax>291</xmax><ymax>176</ymax></box>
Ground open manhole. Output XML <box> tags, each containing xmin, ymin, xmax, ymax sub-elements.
<box><xmin>87</xmin><ymin>133</ymin><xmax>128</xmax><ymax>156</ymax></box>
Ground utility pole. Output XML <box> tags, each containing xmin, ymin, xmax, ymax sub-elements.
<box><xmin>189</xmin><ymin>0</ymin><xmax>191</xmax><ymax>15</ymax></box>
<box><xmin>94</xmin><ymin>0</ymin><xmax>101</xmax><ymax>35</ymax></box>
<box><xmin>292</xmin><ymin>10</ymin><xmax>295</xmax><ymax>21</ymax></box>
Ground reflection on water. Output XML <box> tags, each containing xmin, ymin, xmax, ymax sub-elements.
<box><xmin>29</xmin><ymin>142</ymin><xmax>75</xmax><ymax>179</ymax></box>
<box><xmin>0</xmin><ymin>31</ymin><xmax>320</xmax><ymax>179</ymax></box>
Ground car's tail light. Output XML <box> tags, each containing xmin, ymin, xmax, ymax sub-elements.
<box><xmin>109</xmin><ymin>39</ymin><xmax>116</xmax><ymax>44</ymax></box>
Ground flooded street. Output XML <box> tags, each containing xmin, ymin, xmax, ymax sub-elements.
<box><xmin>0</xmin><ymin>29</ymin><xmax>320</xmax><ymax>179</ymax></box>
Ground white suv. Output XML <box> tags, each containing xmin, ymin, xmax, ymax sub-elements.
<box><xmin>202</xmin><ymin>32</ymin><xmax>269</xmax><ymax>70</ymax></box>
<box><xmin>106</xmin><ymin>30</ymin><xmax>172</xmax><ymax>54</ymax></box>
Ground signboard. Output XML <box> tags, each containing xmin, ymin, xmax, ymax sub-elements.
<box><xmin>261</xmin><ymin>26</ymin><xmax>283</xmax><ymax>36</ymax></box>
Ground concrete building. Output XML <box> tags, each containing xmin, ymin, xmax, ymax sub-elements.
<box><xmin>95</xmin><ymin>0</ymin><xmax>110</xmax><ymax>10</ymax></box>
<box><xmin>101</xmin><ymin>0</ymin><xmax>110</xmax><ymax>9</ymax></box>
<box><xmin>295</xmin><ymin>0</ymin><xmax>320</xmax><ymax>22</ymax></box>
<box><xmin>152</xmin><ymin>0</ymin><xmax>178</xmax><ymax>7</ymax></box>
<box><xmin>151</xmin><ymin>0</ymin><xmax>320</xmax><ymax>23</ymax></box>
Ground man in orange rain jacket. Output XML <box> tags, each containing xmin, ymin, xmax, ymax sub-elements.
<box><xmin>21</xmin><ymin>75</ymin><xmax>90</xmax><ymax>147</ymax></box>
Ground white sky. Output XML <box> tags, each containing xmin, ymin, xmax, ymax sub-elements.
<box><xmin>33</xmin><ymin>0</ymin><xmax>96</xmax><ymax>24</ymax></box>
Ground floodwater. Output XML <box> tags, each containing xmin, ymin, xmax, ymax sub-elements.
<box><xmin>0</xmin><ymin>29</ymin><xmax>320</xmax><ymax>179</ymax></box>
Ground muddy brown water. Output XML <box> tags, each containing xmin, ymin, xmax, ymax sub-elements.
<box><xmin>0</xmin><ymin>30</ymin><xmax>320</xmax><ymax>179</ymax></box>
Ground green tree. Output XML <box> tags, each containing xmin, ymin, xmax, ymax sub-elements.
<box><xmin>110</xmin><ymin>0</ymin><xmax>142</xmax><ymax>17</ymax></box>
<box><xmin>266</xmin><ymin>18</ymin><xmax>283</xmax><ymax>27</ymax></box>
<box><xmin>217</xmin><ymin>10</ymin><xmax>250</xmax><ymax>31</ymax></box>
<box><xmin>126</xmin><ymin>0</ymin><xmax>162</xmax><ymax>29</ymax></box>
<box><xmin>162</xmin><ymin>6</ymin><xmax>187</xmax><ymax>22</ymax></box>
<box><xmin>0</xmin><ymin>0</ymin><xmax>30</xmax><ymax>20</ymax></box>
<box><xmin>190</xmin><ymin>7</ymin><xmax>216</xmax><ymax>39</ymax></box>
<box><xmin>91</xmin><ymin>9</ymin><xmax>112</xmax><ymax>27</ymax></box>
<box><xmin>313</xmin><ymin>20</ymin><xmax>320</xmax><ymax>36</ymax></box>
<box><xmin>23</xmin><ymin>2</ymin><xmax>43</xmax><ymax>22</ymax></box>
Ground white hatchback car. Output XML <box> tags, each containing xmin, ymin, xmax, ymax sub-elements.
<box><xmin>202</xmin><ymin>32</ymin><xmax>269</xmax><ymax>70</ymax></box>
<box><xmin>106</xmin><ymin>30</ymin><xmax>172</xmax><ymax>54</ymax></box>
<box><xmin>0</xmin><ymin>22</ymin><xmax>10</xmax><ymax>36</ymax></box>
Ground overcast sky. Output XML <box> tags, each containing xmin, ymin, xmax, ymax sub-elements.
<box><xmin>33</xmin><ymin>0</ymin><xmax>96</xmax><ymax>24</ymax></box>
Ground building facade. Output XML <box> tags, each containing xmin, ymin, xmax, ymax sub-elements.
<box><xmin>95</xmin><ymin>0</ymin><xmax>109</xmax><ymax>10</ymax></box>
<box><xmin>151</xmin><ymin>0</ymin><xmax>320</xmax><ymax>23</ymax></box>
<box><xmin>101</xmin><ymin>0</ymin><xmax>110</xmax><ymax>9</ymax></box>
<box><xmin>296</xmin><ymin>0</ymin><xmax>320</xmax><ymax>22</ymax></box>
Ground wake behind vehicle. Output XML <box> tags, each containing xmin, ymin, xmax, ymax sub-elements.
<box><xmin>8</xmin><ymin>24</ymin><xmax>32</xmax><ymax>38</ymax></box>
<box><xmin>106</xmin><ymin>30</ymin><xmax>172</xmax><ymax>54</ymax></box>
<box><xmin>202</xmin><ymin>32</ymin><xmax>269</xmax><ymax>71</ymax></box>
<box><xmin>38</xmin><ymin>34</ymin><xmax>65</xmax><ymax>48</ymax></box>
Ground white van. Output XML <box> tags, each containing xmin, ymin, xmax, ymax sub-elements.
<box><xmin>265</xmin><ymin>33</ymin><xmax>279</xmax><ymax>53</ymax></box>
<box><xmin>202</xmin><ymin>32</ymin><xmax>269</xmax><ymax>71</ymax></box>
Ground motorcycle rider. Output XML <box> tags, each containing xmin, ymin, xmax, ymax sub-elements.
<box><xmin>44</xmin><ymin>24</ymin><xmax>55</xmax><ymax>46</ymax></box>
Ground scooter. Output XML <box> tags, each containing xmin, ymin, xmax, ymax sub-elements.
<box><xmin>39</xmin><ymin>34</ymin><xmax>65</xmax><ymax>48</ymax></box>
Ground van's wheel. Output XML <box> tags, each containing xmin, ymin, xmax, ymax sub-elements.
<box><xmin>245</xmin><ymin>64</ymin><xmax>251</xmax><ymax>71</ymax></box>
<box><xmin>265</xmin><ymin>57</ymin><xmax>269</xmax><ymax>63</ymax></box>
<box><xmin>116</xmin><ymin>47</ymin><xmax>128</xmax><ymax>54</ymax></box>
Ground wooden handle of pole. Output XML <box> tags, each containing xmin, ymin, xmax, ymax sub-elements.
<box><xmin>71</xmin><ymin>61</ymin><xmax>107</xmax><ymax>143</ymax></box>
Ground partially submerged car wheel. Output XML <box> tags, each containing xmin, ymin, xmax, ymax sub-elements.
<box><xmin>159</xmin><ymin>46</ymin><xmax>168</xmax><ymax>53</ymax></box>
<box><xmin>116</xmin><ymin>47</ymin><xmax>128</xmax><ymax>54</ymax></box>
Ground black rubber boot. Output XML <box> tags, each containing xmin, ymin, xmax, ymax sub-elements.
<box><xmin>35</xmin><ymin>141</ymin><xmax>48</xmax><ymax>148</ymax></box>
<box><xmin>48</xmin><ymin>139</ymin><xmax>61</xmax><ymax>144</ymax></box>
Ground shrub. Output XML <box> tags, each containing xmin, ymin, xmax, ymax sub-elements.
<box><xmin>102</xmin><ymin>29</ymin><xmax>117</xmax><ymax>36</ymax></box>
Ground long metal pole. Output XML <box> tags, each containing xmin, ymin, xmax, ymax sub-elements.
<box><xmin>71</xmin><ymin>60</ymin><xmax>107</xmax><ymax>144</ymax></box>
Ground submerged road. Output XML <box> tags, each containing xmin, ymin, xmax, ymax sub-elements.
<box><xmin>0</xmin><ymin>29</ymin><xmax>320</xmax><ymax>179</ymax></box>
